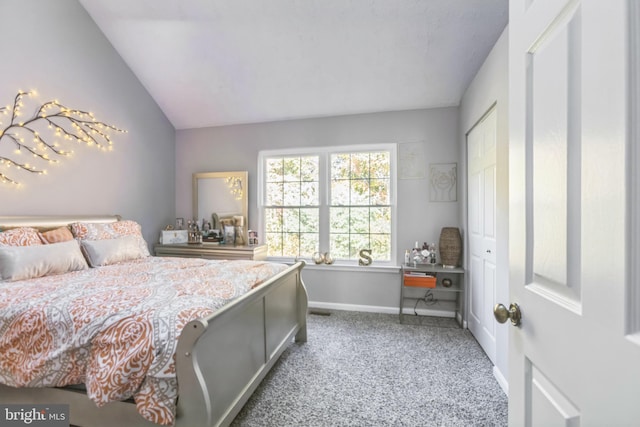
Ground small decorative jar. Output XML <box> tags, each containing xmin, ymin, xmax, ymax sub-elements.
<box><xmin>312</xmin><ymin>252</ymin><xmax>325</xmax><ymax>264</ymax></box>
<box><xmin>323</xmin><ymin>252</ymin><xmax>334</xmax><ymax>264</ymax></box>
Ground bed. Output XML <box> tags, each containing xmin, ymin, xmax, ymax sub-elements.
<box><xmin>0</xmin><ymin>215</ymin><xmax>308</xmax><ymax>427</ymax></box>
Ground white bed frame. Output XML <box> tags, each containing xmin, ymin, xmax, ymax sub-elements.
<box><xmin>0</xmin><ymin>215</ymin><xmax>308</xmax><ymax>427</ymax></box>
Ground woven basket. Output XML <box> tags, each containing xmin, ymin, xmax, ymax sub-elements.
<box><xmin>439</xmin><ymin>227</ymin><xmax>462</xmax><ymax>267</ymax></box>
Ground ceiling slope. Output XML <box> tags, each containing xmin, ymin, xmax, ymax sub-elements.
<box><xmin>79</xmin><ymin>0</ymin><xmax>508</xmax><ymax>129</ymax></box>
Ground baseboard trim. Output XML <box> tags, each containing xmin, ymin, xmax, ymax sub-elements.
<box><xmin>456</xmin><ymin>311</ymin><xmax>468</xmax><ymax>329</ymax></box>
<box><xmin>308</xmin><ymin>301</ymin><xmax>456</xmax><ymax>318</ymax></box>
<box><xmin>308</xmin><ymin>301</ymin><xmax>397</xmax><ymax>314</ymax></box>
<box><xmin>493</xmin><ymin>365</ymin><xmax>508</xmax><ymax>395</ymax></box>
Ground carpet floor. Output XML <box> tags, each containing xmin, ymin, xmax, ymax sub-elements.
<box><xmin>231</xmin><ymin>310</ymin><xmax>508</xmax><ymax>427</ymax></box>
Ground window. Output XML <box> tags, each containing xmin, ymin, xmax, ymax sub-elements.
<box><xmin>263</xmin><ymin>155</ymin><xmax>320</xmax><ymax>257</ymax></box>
<box><xmin>259</xmin><ymin>144</ymin><xmax>396</xmax><ymax>264</ymax></box>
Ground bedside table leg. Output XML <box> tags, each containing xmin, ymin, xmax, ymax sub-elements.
<box><xmin>399</xmin><ymin>276</ymin><xmax>404</xmax><ymax>324</ymax></box>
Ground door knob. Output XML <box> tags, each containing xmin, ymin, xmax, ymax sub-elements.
<box><xmin>493</xmin><ymin>303</ymin><xmax>521</xmax><ymax>326</ymax></box>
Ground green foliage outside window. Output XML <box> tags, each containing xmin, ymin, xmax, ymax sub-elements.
<box><xmin>329</xmin><ymin>151</ymin><xmax>391</xmax><ymax>261</ymax></box>
<box><xmin>263</xmin><ymin>149</ymin><xmax>392</xmax><ymax>262</ymax></box>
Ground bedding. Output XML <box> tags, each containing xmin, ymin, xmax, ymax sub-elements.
<box><xmin>80</xmin><ymin>235</ymin><xmax>147</xmax><ymax>267</ymax></box>
<box><xmin>70</xmin><ymin>220</ymin><xmax>151</xmax><ymax>257</ymax></box>
<box><xmin>38</xmin><ymin>226</ymin><xmax>74</xmax><ymax>244</ymax></box>
<box><xmin>0</xmin><ymin>256</ymin><xmax>289</xmax><ymax>425</ymax></box>
<box><xmin>0</xmin><ymin>227</ymin><xmax>43</xmax><ymax>246</ymax></box>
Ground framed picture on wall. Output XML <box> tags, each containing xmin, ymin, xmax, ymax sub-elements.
<box><xmin>429</xmin><ymin>163</ymin><xmax>457</xmax><ymax>202</ymax></box>
<box><xmin>398</xmin><ymin>141</ymin><xmax>426</xmax><ymax>179</ymax></box>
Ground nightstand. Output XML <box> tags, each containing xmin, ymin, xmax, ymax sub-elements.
<box><xmin>400</xmin><ymin>263</ymin><xmax>465</xmax><ymax>326</ymax></box>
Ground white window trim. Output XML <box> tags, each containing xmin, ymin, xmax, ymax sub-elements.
<box><xmin>258</xmin><ymin>143</ymin><xmax>397</xmax><ymax>266</ymax></box>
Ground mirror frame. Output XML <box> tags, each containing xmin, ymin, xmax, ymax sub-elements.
<box><xmin>193</xmin><ymin>171</ymin><xmax>249</xmax><ymax>244</ymax></box>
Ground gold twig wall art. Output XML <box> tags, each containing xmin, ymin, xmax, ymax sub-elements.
<box><xmin>0</xmin><ymin>90</ymin><xmax>126</xmax><ymax>186</ymax></box>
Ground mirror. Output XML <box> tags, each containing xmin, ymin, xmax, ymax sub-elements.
<box><xmin>193</xmin><ymin>171</ymin><xmax>248</xmax><ymax>245</ymax></box>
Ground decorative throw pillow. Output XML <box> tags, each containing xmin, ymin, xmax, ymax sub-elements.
<box><xmin>70</xmin><ymin>220</ymin><xmax>150</xmax><ymax>257</ymax></box>
<box><xmin>0</xmin><ymin>227</ymin><xmax>43</xmax><ymax>246</ymax></box>
<box><xmin>0</xmin><ymin>240</ymin><xmax>88</xmax><ymax>281</ymax></box>
<box><xmin>39</xmin><ymin>226</ymin><xmax>74</xmax><ymax>244</ymax></box>
<box><xmin>80</xmin><ymin>235</ymin><xmax>147</xmax><ymax>267</ymax></box>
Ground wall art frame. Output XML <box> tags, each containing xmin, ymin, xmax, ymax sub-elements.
<box><xmin>429</xmin><ymin>163</ymin><xmax>457</xmax><ymax>202</ymax></box>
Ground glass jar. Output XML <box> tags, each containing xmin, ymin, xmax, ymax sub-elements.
<box><xmin>312</xmin><ymin>252</ymin><xmax>325</xmax><ymax>264</ymax></box>
<box><xmin>323</xmin><ymin>252</ymin><xmax>334</xmax><ymax>264</ymax></box>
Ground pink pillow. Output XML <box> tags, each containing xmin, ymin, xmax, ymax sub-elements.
<box><xmin>39</xmin><ymin>226</ymin><xmax>74</xmax><ymax>244</ymax></box>
<box><xmin>0</xmin><ymin>227</ymin><xmax>43</xmax><ymax>246</ymax></box>
<box><xmin>70</xmin><ymin>220</ymin><xmax>150</xmax><ymax>258</ymax></box>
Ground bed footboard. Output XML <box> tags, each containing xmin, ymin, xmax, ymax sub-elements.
<box><xmin>0</xmin><ymin>244</ymin><xmax>306</xmax><ymax>427</ymax></box>
<box><xmin>174</xmin><ymin>260</ymin><xmax>307</xmax><ymax>427</ymax></box>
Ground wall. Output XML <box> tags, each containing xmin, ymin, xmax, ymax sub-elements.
<box><xmin>0</xmin><ymin>0</ymin><xmax>175</xmax><ymax>247</ymax></box>
<box><xmin>176</xmin><ymin>108</ymin><xmax>460</xmax><ymax>311</ymax></box>
<box><xmin>459</xmin><ymin>27</ymin><xmax>509</xmax><ymax>391</ymax></box>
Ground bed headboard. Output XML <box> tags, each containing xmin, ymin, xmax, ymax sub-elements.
<box><xmin>0</xmin><ymin>215</ymin><xmax>121</xmax><ymax>231</ymax></box>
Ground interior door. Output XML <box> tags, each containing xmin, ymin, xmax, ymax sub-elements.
<box><xmin>467</xmin><ymin>107</ymin><xmax>498</xmax><ymax>364</ymax></box>
<box><xmin>507</xmin><ymin>0</ymin><xmax>640</xmax><ymax>425</ymax></box>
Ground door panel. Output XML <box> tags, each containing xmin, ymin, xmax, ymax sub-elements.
<box><xmin>508</xmin><ymin>0</ymin><xmax>640</xmax><ymax>425</ymax></box>
<box><xmin>483</xmin><ymin>165</ymin><xmax>497</xmax><ymax>260</ymax></box>
<box><xmin>483</xmin><ymin>263</ymin><xmax>496</xmax><ymax>339</ymax></box>
<box><xmin>467</xmin><ymin>107</ymin><xmax>498</xmax><ymax>363</ymax></box>
<box><xmin>528</xmin><ymin>1</ymin><xmax>581</xmax><ymax>308</ymax></box>
<box><xmin>528</xmin><ymin>360</ymin><xmax>581</xmax><ymax>427</ymax></box>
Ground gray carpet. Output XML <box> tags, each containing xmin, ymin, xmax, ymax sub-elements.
<box><xmin>232</xmin><ymin>310</ymin><xmax>508</xmax><ymax>426</ymax></box>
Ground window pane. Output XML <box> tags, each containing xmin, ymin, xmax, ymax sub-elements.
<box><xmin>371</xmin><ymin>233</ymin><xmax>391</xmax><ymax>260</ymax></box>
<box><xmin>350</xmin><ymin>152</ymin><xmax>370</xmax><ymax>179</ymax></box>
<box><xmin>301</xmin><ymin>181</ymin><xmax>319</xmax><ymax>206</ymax></box>
<box><xmin>266</xmin><ymin>182</ymin><xmax>284</xmax><ymax>206</ymax></box>
<box><xmin>283</xmin><ymin>157</ymin><xmax>301</xmax><ymax>182</ymax></box>
<box><xmin>331</xmin><ymin>153</ymin><xmax>350</xmax><ymax>179</ymax></box>
<box><xmin>350</xmin><ymin>179</ymin><xmax>370</xmax><ymax>205</ymax></box>
<box><xmin>299</xmin><ymin>208</ymin><xmax>319</xmax><ymax>232</ymax></box>
<box><xmin>371</xmin><ymin>207</ymin><xmax>391</xmax><ymax>233</ymax></box>
<box><xmin>330</xmin><ymin>233</ymin><xmax>350</xmax><ymax>259</ymax></box>
<box><xmin>330</xmin><ymin>207</ymin><xmax>349</xmax><ymax>233</ymax></box>
<box><xmin>370</xmin><ymin>152</ymin><xmax>390</xmax><ymax>178</ymax></box>
<box><xmin>349</xmin><ymin>234</ymin><xmax>370</xmax><ymax>258</ymax></box>
<box><xmin>266</xmin><ymin>232</ymin><xmax>282</xmax><ymax>256</ymax></box>
<box><xmin>300</xmin><ymin>233</ymin><xmax>319</xmax><ymax>257</ymax></box>
<box><xmin>282</xmin><ymin>233</ymin><xmax>300</xmax><ymax>257</ymax></box>
<box><xmin>283</xmin><ymin>208</ymin><xmax>300</xmax><ymax>232</ymax></box>
<box><xmin>370</xmin><ymin>178</ymin><xmax>390</xmax><ymax>205</ymax></box>
<box><xmin>264</xmin><ymin>208</ymin><xmax>282</xmax><ymax>232</ymax></box>
<box><xmin>266</xmin><ymin>158</ymin><xmax>283</xmax><ymax>182</ymax></box>
<box><xmin>283</xmin><ymin>182</ymin><xmax>301</xmax><ymax>206</ymax></box>
<box><xmin>300</xmin><ymin>156</ymin><xmax>319</xmax><ymax>181</ymax></box>
<box><xmin>350</xmin><ymin>207</ymin><xmax>370</xmax><ymax>234</ymax></box>
<box><xmin>331</xmin><ymin>179</ymin><xmax>350</xmax><ymax>205</ymax></box>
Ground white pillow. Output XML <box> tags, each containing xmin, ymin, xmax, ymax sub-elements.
<box><xmin>81</xmin><ymin>235</ymin><xmax>146</xmax><ymax>267</ymax></box>
<box><xmin>0</xmin><ymin>240</ymin><xmax>88</xmax><ymax>281</ymax></box>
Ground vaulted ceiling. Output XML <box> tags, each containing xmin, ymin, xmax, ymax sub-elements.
<box><xmin>79</xmin><ymin>0</ymin><xmax>508</xmax><ymax>130</ymax></box>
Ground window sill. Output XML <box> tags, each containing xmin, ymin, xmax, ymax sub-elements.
<box><xmin>278</xmin><ymin>260</ymin><xmax>401</xmax><ymax>273</ymax></box>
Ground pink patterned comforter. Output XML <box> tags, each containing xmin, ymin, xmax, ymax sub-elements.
<box><xmin>0</xmin><ymin>257</ymin><xmax>288</xmax><ymax>425</ymax></box>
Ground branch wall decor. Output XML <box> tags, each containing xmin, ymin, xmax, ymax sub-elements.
<box><xmin>0</xmin><ymin>90</ymin><xmax>126</xmax><ymax>186</ymax></box>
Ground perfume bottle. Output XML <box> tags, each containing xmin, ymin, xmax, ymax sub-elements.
<box><xmin>411</xmin><ymin>241</ymin><xmax>423</xmax><ymax>266</ymax></box>
<box><xmin>428</xmin><ymin>243</ymin><xmax>437</xmax><ymax>264</ymax></box>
